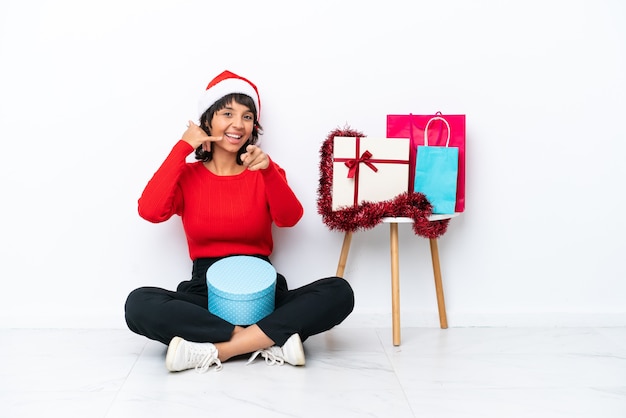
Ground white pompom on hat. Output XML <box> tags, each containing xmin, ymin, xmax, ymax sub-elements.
<box><xmin>197</xmin><ymin>70</ymin><xmax>261</xmax><ymax>121</ymax></box>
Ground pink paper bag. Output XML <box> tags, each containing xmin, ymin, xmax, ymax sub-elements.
<box><xmin>387</xmin><ymin>112</ymin><xmax>466</xmax><ymax>212</ymax></box>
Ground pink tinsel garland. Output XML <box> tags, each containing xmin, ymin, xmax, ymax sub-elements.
<box><xmin>316</xmin><ymin>126</ymin><xmax>449</xmax><ymax>239</ymax></box>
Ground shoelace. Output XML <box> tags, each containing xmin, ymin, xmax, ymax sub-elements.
<box><xmin>247</xmin><ymin>347</ymin><xmax>285</xmax><ymax>366</ymax></box>
<box><xmin>186</xmin><ymin>345</ymin><xmax>223</xmax><ymax>373</ymax></box>
<box><xmin>196</xmin><ymin>354</ymin><xmax>223</xmax><ymax>373</ymax></box>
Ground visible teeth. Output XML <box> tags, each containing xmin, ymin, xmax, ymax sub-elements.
<box><xmin>226</xmin><ymin>134</ymin><xmax>241</xmax><ymax>139</ymax></box>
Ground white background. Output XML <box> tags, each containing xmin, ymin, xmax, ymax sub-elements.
<box><xmin>1</xmin><ymin>0</ymin><xmax>624</xmax><ymax>328</ymax></box>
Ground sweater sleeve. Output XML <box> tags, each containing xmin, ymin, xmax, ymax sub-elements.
<box><xmin>138</xmin><ymin>140</ymin><xmax>193</xmax><ymax>223</ymax></box>
<box><xmin>261</xmin><ymin>158</ymin><xmax>304</xmax><ymax>227</ymax></box>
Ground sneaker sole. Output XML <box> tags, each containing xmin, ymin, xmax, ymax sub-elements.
<box><xmin>283</xmin><ymin>334</ymin><xmax>306</xmax><ymax>366</ymax></box>
<box><xmin>165</xmin><ymin>336</ymin><xmax>184</xmax><ymax>371</ymax></box>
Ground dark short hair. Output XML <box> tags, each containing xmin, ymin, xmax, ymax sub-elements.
<box><xmin>195</xmin><ymin>93</ymin><xmax>263</xmax><ymax>164</ymax></box>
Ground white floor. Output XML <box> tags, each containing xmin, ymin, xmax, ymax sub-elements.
<box><xmin>1</xmin><ymin>326</ymin><xmax>625</xmax><ymax>418</ymax></box>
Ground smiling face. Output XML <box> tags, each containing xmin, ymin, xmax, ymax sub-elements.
<box><xmin>195</xmin><ymin>93</ymin><xmax>261</xmax><ymax>165</ymax></box>
<box><xmin>206</xmin><ymin>100</ymin><xmax>255</xmax><ymax>156</ymax></box>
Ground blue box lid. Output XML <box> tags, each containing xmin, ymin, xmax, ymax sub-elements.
<box><xmin>206</xmin><ymin>256</ymin><xmax>277</xmax><ymax>301</ymax></box>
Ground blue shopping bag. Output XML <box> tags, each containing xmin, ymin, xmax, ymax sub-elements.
<box><xmin>413</xmin><ymin>116</ymin><xmax>459</xmax><ymax>214</ymax></box>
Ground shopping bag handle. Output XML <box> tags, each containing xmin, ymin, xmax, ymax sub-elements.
<box><xmin>424</xmin><ymin>116</ymin><xmax>451</xmax><ymax>147</ymax></box>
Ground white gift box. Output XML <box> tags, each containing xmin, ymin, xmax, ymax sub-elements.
<box><xmin>332</xmin><ymin>136</ymin><xmax>410</xmax><ymax>210</ymax></box>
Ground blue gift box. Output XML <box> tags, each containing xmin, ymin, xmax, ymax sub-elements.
<box><xmin>206</xmin><ymin>256</ymin><xmax>277</xmax><ymax>325</ymax></box>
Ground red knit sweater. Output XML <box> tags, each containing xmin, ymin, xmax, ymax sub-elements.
<box><xmin>138</xmin><ymin>140</ymin><xmax>304</xmax><ymax>260</ymax></box>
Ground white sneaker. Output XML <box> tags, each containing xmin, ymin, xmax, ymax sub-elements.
<box><xmin>247</xmin><ymin>333</ymin><xmax>305</xmax><ymax>366</ymax></box>
<box><xmin>165</xmin><ymin>336</ymin><xmax>223</xmax><ymax>373</ymax></box>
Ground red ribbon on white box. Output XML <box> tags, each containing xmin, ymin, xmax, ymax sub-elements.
<box><xmin>344</xmin><ymin>150</ymin><xmax>378</xmax><ymax>178</ymax></box>
<box><xmin>333</xmin><ymin>137</ymin><xmax>408</xmax><ymax>206</ymax></box>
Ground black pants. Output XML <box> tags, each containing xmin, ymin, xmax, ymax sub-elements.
<box><xmin>125</xmin><ymin>256</ymin><xmax>355</xmax><ymax>346</ymax></box>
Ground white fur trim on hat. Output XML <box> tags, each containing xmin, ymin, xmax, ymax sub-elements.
<box><xmin>197</xmin><ymin>71</ymin><xmax>261</xmax><ymax>121</ymax></box>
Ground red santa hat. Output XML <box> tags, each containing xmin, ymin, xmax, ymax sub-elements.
<box><xmin>198</xmin><ymin>70</ymin><xmax>261</xmax><ymax>121</ymax></box>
